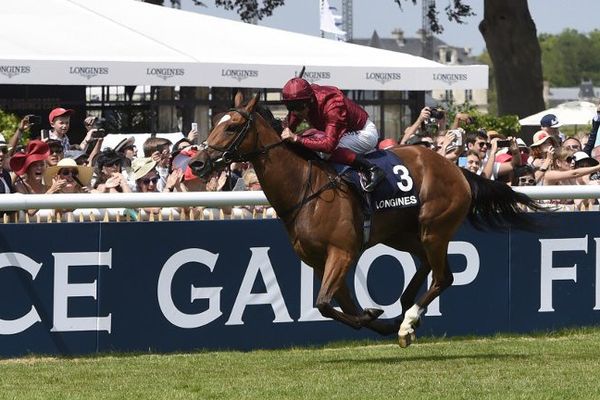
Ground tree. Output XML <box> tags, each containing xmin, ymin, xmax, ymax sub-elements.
<box><xmin>478</xmin><ymin>0</ymin><xmax>545</xmax><ymax>119</ymax></box>
<box><xmin>540</xmin><ymin>29</ymin><xmax>600</xmax><ymax>87</ymax></box>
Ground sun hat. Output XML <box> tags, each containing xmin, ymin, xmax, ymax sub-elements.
<box><xmin>573</xmin><ymin>151</ymin><xmax>599</xmax><ymax>167</ymax></box>
<box><xmin>540</xmin><ymin>113</ymin><xmax>562</xmax><ymax>128</ymax></box>
<box><xmin>48</xmin><ymin>107</ymin><xmax>74</xmax><ymax>124</ymax></box>
<box><xmin>0</xmin><ymin>134</ymin><xmax>8</xmax><ymax>149</ymax></box>
<box><xmin>9</xmin><ymin>140</ymin><xmax>50</xmax><ymax>176</ymax></box>
<box><xmin>44</xmin><ymin>158</ymin><xmax>93</xmax><ymax>186</ymax></box>
<box><xmin>530</xmin><ymin>130</ymin><xmax>558</xmax><ymax>148</ymax></box>
<box><xmin>132</xmin><ymin>157</ymin><xmax>157</xmax><ymax>181</ymax></box>
<box><xmin>114</xmin><ymin>136</ymin><xmax>135</xmax><ymax>153</ymax></box>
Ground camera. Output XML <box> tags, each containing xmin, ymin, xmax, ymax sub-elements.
<box><xmin>27</xmin><ymin>115</ymin><xmax>41</xmax><ymax>126</ymax></box>
<box><xmin>429</xmin><ymin>108</ymin><xmax>445</xmax><ymax>119</ymax></box>
<box><xmin>590</xmin><ymin>171</ymin><xmax>600</xmax><ymax>181</ymax></box>
<box><xmin>91</xmin><ymin>129</ymin><xmax>107</xmax><ymax>139</ymax></box>
<box><xmin>94</xmin><ymin>117</ymin><xmax>106</xmax><ymax>128</ymax></box>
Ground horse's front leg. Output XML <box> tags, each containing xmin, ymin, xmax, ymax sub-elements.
<box><xmin>315</xmin><ymin>248</ymin><xmax>382</xmax><ymax>329</ymax></box>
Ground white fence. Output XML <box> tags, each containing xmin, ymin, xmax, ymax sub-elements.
<box><xmin>0</xmin><ymin>186</ymin><xmax>598</xmax><ymax>211</ymax></box>
<box><xmin>0</xmin><ymin>185</ymin><xmax>598</xmax><ymax>223</ymax></box>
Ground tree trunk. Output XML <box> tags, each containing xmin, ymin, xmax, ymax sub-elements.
<box><xmin>479</xmin><ymin>0</ymin><xmax>545</xmax><ymax>120</ymax></box>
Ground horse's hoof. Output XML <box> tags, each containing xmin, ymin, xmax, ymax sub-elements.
<box><xmin>398</xmin><ymin>332</ymin><xmax>416</xmax><ymax>348</ymax></box>
<box><xmin>364</xmin><ymin>308</ymin><xmax>384</xmax><ymax>320</ymax></box>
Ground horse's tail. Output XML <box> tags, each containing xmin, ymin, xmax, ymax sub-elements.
<box><xmin>460</xmin><ymin>168</ymin><xmax>544</xmax><ymax>231</ymax></box>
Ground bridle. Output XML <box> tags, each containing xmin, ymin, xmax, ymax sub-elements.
<box><xmin>204</xmin><ymin>108</ymin><xmax>283</xmax><ymax>170</ymax></box>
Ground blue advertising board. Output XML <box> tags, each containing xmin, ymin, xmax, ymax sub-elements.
<box><xmin>0</xmin><ymin>213</ymin><xmax>598</xmax><ymax>357</ymax></box>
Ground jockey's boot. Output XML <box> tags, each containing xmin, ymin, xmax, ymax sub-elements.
<box><xmin>353</xmin><ymin>155</ymin><xmax>385</xmax><ymax>192</ymax></box>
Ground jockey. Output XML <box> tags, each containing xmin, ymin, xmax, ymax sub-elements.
<box><xmin>280</xmin><ymin>77</ymin><xmax>385</xmax><ymax>192</ymax></box>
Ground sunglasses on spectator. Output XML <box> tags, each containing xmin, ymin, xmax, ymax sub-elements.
<box><xmin>50</xmin><ymin>148</ymin><xmax>63</xmax><ymax>155</ymax></box>
<box><xmin>141</xmin><ymin>177</ymin><xmax>159</xmax><ymax>185</ymax></box>
<box><xmin>518</xmin><ymin>177</ymin><xmax>536</xmax><ymax>185</ymax></box>
<box><xmin>565</xmin><ymin>145</ymin><xmax>581</xmax><ymax>151</ymax></box>
<box><xmin>0</xmin><ymin>147</ymin><xmax>7</xmax><ymax>154</ymax></box>
<box><xmin>59</xmin><ymin>168</ymin><xmax>78</xmax><ymax>177</ymax></box>
<box><xmin>566</xmin><ymin>156</ymin><xmax>575</xmax><ymax>163</ymax></box>
<box><xmin>477</xmin><ymin>142</ymin><xmax>490</xmax><ymax>149</ymax></box>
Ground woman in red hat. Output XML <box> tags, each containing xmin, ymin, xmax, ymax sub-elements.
<box><xmin>10</xmin><ymin>140</ymin><xmax>53</xmax><ymax>195</ymax></box>
<box><xmin>280</xmin><ymin>77</ymin><xmax>384</xmax><ymax>192</ymax></box>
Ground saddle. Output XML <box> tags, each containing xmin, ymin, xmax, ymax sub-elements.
<box><xmin>333</xmin><ymin>149</ymin><xmax>420</xmax><ymax>215</ymax></box>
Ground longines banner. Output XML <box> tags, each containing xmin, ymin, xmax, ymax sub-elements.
<box><xmin>0</xmin><ymin>213</ymin><xmax>597</xmax><ymax>357</ymax></box>
<box><xmin>0</xmin><ymin>61</ymin><xmax>488</xmax><ymax>90</ymax></box>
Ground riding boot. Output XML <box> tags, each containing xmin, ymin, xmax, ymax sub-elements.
<box><xmin>352</xmin><ymin>155</ymin><xmax>385</xmax><ymax>192</ymax></box>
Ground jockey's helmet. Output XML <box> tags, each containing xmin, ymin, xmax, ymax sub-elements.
<box><xmin>282</xmin><ymin>78</ymin><xmax>313</xmax><ymax>102</ymax></box>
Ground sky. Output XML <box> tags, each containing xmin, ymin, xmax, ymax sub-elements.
<box><xmin>180</xmin><ymin>0</ymin><xmax>600</xmax><ymax>56</ymax></box>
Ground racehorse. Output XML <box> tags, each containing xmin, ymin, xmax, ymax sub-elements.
<box><xmin>189</xmin><ymin>93</ymin><xmax>541</xmax><ymax>348</ymax></box>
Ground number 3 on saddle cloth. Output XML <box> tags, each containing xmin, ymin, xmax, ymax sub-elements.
<box><xmin>333</xmin><ymin>149</ymin><xmax>420</xmax><ymax>219</ymax></box>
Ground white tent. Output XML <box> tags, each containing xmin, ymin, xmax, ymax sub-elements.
<box><xmin>519</xmin><ymin>101</ymin><xmax>597</xmax><ymax>126</ymax></box>
<box><xmin>0</xmin><ymin>0</ymin><xmax>488</xmax><ymax>90</ymax></box>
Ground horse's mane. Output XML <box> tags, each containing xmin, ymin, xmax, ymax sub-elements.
<box><xmin>252</xmin><ymin>103</ymin><xmax>322</xmax><ymax>162</ymax></box>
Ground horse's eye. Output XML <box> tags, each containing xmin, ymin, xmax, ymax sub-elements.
<box><xmin>226</xmin><ymin>125</ymin><xmax>241</xmax><ymax>135</ymax></box>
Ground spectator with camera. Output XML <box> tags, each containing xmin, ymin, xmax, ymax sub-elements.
<box><xmin>143</xmin><ymin>137</ymin><xmax>172</xmax><ymax>192</ymax></box>
<box><xmin>400</xmin><ymin>107</ymin><xmax>446</xmax><ymax>145</ymax></box>
<box><xmin>80</xmin><ymin>116</ymin><xmax>108</xmax><ymax>153</ymax></box>
<box><xmin>436</xmin><ymin>128</ymin><xmax>464</xmax><ymax>162</ymax></box>
<box><xmin>91</xmin><ymin>149</ymin><xmax>131</xmax><ymax>194</ymax></box>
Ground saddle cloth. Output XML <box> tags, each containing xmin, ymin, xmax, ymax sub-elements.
<box><xmin>333</xmin><ymin>150</ymin><xmax>420</xmax><ymax>213</ymax></box>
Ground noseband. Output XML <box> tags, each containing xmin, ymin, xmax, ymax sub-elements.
<box><xmin>205</xmin><ymin>108</ymin><xmax>283</xmax><ymax>169</ymax></box>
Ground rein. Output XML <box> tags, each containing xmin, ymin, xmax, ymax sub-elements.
<box><xmin>206</xmin><ymin>108</ymin><xmax>284</xmax><ymax>165</ymax></box>
<box><xmin>205</xmin><ymin>107</ymin><xmax>342</xmax><ymax>219</ymax></box>
<box><xmin>278</xmin><ymin>160</ymin><xmax>343</xmax><ymax>220</ymax></box>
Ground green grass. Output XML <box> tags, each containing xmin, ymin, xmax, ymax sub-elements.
<box><xmin>2</xmin><ymin>328</ymin><xmax>600</xmax><ymax>399</ymax></box>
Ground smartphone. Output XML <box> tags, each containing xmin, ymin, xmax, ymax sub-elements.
<box><xmin>191</xmin><ymin>122</ymin><xmax>198</xmax><ymax>131</ymax></box>
<box><xmin>457</xmin><ymin>156</ymin><xmax>467</xmax><ymax>168</ymax></box>
<box><xmin>497</xmin><ymin>140</ymin><xmax>511</xmax><ymax>147</ymax></box>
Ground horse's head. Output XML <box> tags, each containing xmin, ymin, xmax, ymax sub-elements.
<box><xmin>189</xmin><ymin>92</ymin><xmax>263</xmax><ymax>179</ymax></box>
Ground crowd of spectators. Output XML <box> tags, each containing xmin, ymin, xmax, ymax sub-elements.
<box><xmin>392</xmin><ymin>104</ymin><xmax>600</xmax><ymax>211</ymax></box>
<box><xmin>2</xmin><ymin>103</ymin><xmax>600</xmax><ymax>222</ymax></box>
<box><xmin>0</xmin><ymin>107</ymin><xmax>269</xmax><ymax>221</ymax></box>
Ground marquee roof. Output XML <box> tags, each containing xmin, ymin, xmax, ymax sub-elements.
<box><xmin>0</xmin><ymin>0</ymin><xmax>488</xmax><ymax>90</ymax></box>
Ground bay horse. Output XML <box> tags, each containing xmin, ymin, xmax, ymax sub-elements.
<box><xmin>190</xmin><ymin>93</ymin><xmax>540</xmax><ymax>348</ymax></box>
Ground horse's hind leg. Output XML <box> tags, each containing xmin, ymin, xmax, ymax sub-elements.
<box><xmin>398</xmin><ymin>238</ymin><xmax>453</xmax><ymax>348</ymax></box>
<box><xmin>315</xmin><ymin>248</ymin><xmax>383</xmax><ymax>329</ymax></box>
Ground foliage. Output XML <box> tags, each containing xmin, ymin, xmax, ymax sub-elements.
<box><xmin>394</xmin><ymin>0</ymin><xmax>474</xmax><ymax>34</ymax></box>
<box><xmin>437</xmin><ymin>98</ymin><xmax>520</xmax><ymax>137</ymax></box>
<box><xmin>0</xmin><ymin>109</ymin><xmax>19</xmax><ymax>141</ymax></box>
<box><xmin>143</xmin><ymin>0</ymin><xmax>284</xmax><ymax>22</ymax></box>
<box><xmin>540</xmin><ymin>29</ymin><xmax>600</xmax><ymax>86</ymax></box>
<box><xmin>2</xmin><ymin>328</ymin><xmax>600</xmax><ymax>399</ymax></box>
<box><xmin>467</xmin><ymin>112</ymin><xmax>521</xmax><ymax>137</ymax></box>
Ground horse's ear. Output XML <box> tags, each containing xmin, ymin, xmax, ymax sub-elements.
<box><xmin>234</xmin><ymin>91</ymin><xmax>244</xmax><ymax>108</ymax></box>
<box><xmin>245</xmin><ymin>92</ymin><xmax>261</xmax><ymax>113</ymax></box>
